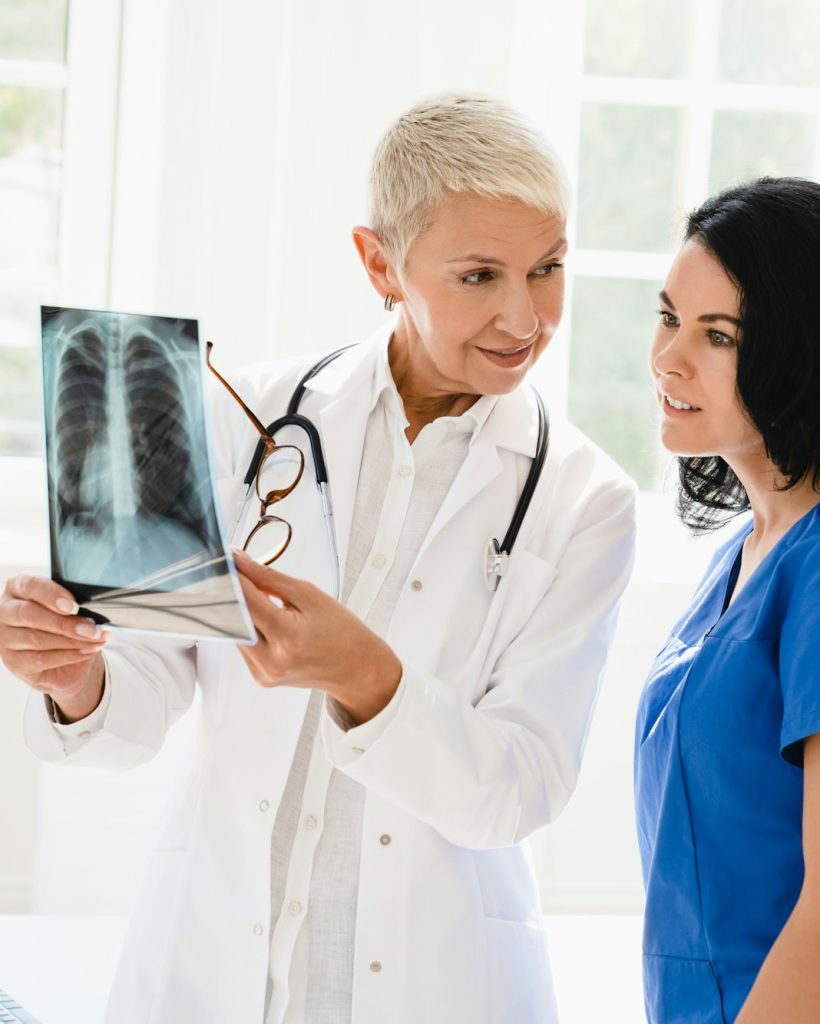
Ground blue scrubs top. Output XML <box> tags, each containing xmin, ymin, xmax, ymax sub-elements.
<box><xmin>635</xmin><ymin>503</ymin><xmax>820</xmax><ymax>1023</ymax></box>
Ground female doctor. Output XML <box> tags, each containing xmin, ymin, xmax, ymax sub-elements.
<box><xmin>0</xmin><ymin>94</ymin><xmax>635</xmax><ymax>1024</ymax></box>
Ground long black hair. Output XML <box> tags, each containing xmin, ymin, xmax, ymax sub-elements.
<box><xmin>676</xmin><ymin>176</ymin><xmax>820</xmax><ymax>532</ymax></box>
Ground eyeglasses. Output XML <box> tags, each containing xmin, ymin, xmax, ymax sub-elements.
<box><xmin>206</xmin><ymin>342</ymin><xmax>305</xmax><ymax>565</ymax></box>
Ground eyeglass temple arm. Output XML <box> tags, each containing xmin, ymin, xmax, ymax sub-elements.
<box><xmin>206</xmin><ymin>341</ymin><xmax>273</xmax><ymax>443</ymax></box>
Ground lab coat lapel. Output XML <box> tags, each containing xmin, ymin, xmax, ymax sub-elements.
<box><xmin>309</xmin><ymin>334</ymin><xmax>385</xmax><ymax>585</ymax></box>
<box><xmin>415</xmin><ymin>439</ymin><xmax>503</xmax><ymax>565</ymax></box>
<box><xmin>415</xmin><ymin>387</ymin><xmax>539</xmax><ymax>563</ymax></box>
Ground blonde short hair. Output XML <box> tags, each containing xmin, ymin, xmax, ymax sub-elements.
<box><xmin>369</xmin><ymin>93</ymin><xmax>570</xmax><ymax>266</ymax></box>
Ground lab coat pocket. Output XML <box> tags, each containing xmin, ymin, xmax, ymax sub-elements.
<box><xmin>483</xmin><ymin>917</ymin><xmax>558</xmax><ymax>1024</ymax></box>
<box><xmin>433</xmin><ymin>546</ymin><xmax>556</xmax><ymax>696</ymax></box>
<box><xmin>642</xmin><ymin>954</ymin><xmax>725</xmax><ymax>1023</ymax></box>
<box><xmin>476</xmin><ymin>549</ymin><xmax>557</xmax><ymax>683</ymax></box>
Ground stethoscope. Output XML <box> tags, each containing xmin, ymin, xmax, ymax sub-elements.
<box><xmin>232</xmin><ymin>344</ymin><xmax>549</xmax><ymax>597</ymax></box>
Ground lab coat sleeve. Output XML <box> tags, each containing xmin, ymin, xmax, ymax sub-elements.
<box><xmin>23</xmin><ymin>636</ymin><xmax>198</xmax><ymax>769</ymax></box>
<box><xmin>320</xmin><ymin>475</ymin><xmax>637</xmax><ymax>849</ymax></box>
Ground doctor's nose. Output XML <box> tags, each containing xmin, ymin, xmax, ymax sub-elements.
<box><xmin>493</xmin><ymin>289</ymin><xmax>541</xmax><ymax>341</ymax></box>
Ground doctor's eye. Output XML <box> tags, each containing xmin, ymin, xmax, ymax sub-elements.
<box><xmin>656</xmin><ymin>309</ymin><xmax>679</xmax><ymax>329</ymax></box>
<box><xmin>530</xmin><ymin>261</ymin><xmax>564</xmax><ymax>278</ymax></box>
<box><xmin>461</xmin><ymin>269</ymin><xmax>495</xmax><ymax>286</ymax></box>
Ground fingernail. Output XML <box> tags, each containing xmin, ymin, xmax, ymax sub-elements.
<box><xmin>231</xmin><ymin>547</ymin><xmax>249</xmax><ymax>561</ymax></box>
<box><xmin>56</xmin><ymin>598</ymin><xmax>80</xmax><ymax>615</ymax></box>
<box><xmin>75</xmin><ymin>622</ymin><xmax>102</xmax><ymax>639</ymax></box>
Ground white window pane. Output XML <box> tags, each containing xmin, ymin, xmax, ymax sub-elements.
<box><xmin>0</xmin><ymin>85</ymin><xmax>64</xmax><ymax>275</ymax></box>
<box><xmin>0</xmin><ymin>0</ymin><xmax>68</xmax><ymax>63</ymax></box>
<box><xmin>577</xmin><ymin>103</ymin><xmax>684</xmax><ymax>253</ymax></box>
<box><xmin>584</xmin><ymin>0</ymin><xmax>692</xmax><ymax>79</ymax></box>
<box><xmin>709</xmin><ymin>110</ymin><xmax>816</xmax><ymax>194</ymax></box>
<box><xmin>0</xmin><ymin>347</ymin><xmax>41</xmax><ymax>456</ymax></box>
<box><xmin>718</xmin><ymin>0</ymin><xmax>820</xmax><ymax>86</ymax></box>
<box><xmin>569</xmin><ymin>276</ymin><xmax>663</xmax><ymax>491</ymax></box>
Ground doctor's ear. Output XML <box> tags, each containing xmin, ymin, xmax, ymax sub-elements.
<box><xmin>352</xmin><ymin>226</ymin><xmax>404</xmax><ymax>307</ymax></box>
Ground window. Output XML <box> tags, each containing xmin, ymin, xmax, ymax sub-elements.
<box><xmin>0</xmin><ymin>1</ymin><xmax>68</xmax><ymax>455</ymax></box>
<box><xmin>0</xmin><ymin>0</ymin><xmax>119</xmax><ymax>458</ymax></box>
<box><xmin>513</xmin><ymin>0</ymin><xmax>820</xmax><ymax>913</ymax></box>
<box><xmin>568</xmin><ymin>0</ymin><xmax>820</xmax><ymax>492</ymax></box>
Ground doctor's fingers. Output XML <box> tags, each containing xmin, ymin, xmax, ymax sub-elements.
<box><xmin>0</xmin><ymin>621</ymin><xmax>108</xmax><ymax>654</ymax></box>
<box><xmin>237</xmin><ymin>574</ymin><xmax>299</xmax><ymax>647</ymax></box>
<box><xmin>0</xmin><ymin>594</ymin><xmax>108</xmax><ymax>647</ymax></box>
<box><xmin>2</xmin><ymin>573</ymin><xmax>81</xmax><ymax>616</ymax></box>
<box><xmin>232</xmin><ymin>550</ymin><xmax>309</xmax><ymax>608</ymax></box>
<box><xmin>235</xmin><ymin>642</ymin><xmax>291</xmax><ymax>689</ymax></box>
<box><xmin>1</xmin><ymin>645</ymin><xmax>101</xmax><ymax>682</ymax></box>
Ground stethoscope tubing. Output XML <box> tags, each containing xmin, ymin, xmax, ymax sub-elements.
<box><xmin>234</xmin><ymin>345</ymin><xmax>548</xmax><ymax>597</ymax></box>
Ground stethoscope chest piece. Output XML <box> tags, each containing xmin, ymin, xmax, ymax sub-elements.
<box><xmin>485</xmin><ymin>538</ymin><xmax>509</xmax><ymax>593</ymax></box>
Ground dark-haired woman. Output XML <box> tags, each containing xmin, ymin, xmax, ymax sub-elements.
<box><xmin>635</xmin><ymin>177</ymin><xmax>820</xmax><ymax>1024</ymax></box>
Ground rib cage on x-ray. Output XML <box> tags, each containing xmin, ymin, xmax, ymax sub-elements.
<box><xmin>54</xmin><ymin>329</ymin><xmax>110</xmax><ymax>533</ymax></box>
<box><xmin>124</xmin><ymin>331</ymin><xmax>209</xmax><ymax>539</ymax></box>
<box><xmin>51</xmin><ymin>311</ymin><xmax>216</xmax><ymax>567</ymax></box>
<box><xmin>41</xmin><ymin>305</ymin><xmax>254</xmax><ymax>640</ymax></box>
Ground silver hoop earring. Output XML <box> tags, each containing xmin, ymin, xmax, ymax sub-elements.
<box><xmin>384</xmin><ymin>294</ymin><xmax>396</xmax><ymax>312</ymax></box>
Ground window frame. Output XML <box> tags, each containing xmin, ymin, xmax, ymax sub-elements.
<box><xmin>0</xmin><ymin>0</ymin><xmax>122</xmax><ymax>564</ymax></box>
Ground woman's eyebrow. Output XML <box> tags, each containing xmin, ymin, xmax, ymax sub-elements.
<box><xmin>659</xmin><ymin>290</ymin><xmax>741</xmax><ymax>327</ymax></box>
<box><xmin>446</xmin><ymin>239</ymin><xmax>569</xmax><ymax>265</ymax></box>
<box><xmin>698</xmin><ymin>312</ymin><xmax>743</xmax><ymax>327</ymax></box>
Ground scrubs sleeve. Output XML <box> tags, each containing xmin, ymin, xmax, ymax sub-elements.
<box><xmin>779</xmin><ymin>545</ymin><xmax>820</xmax><ymax>767</ymax></box>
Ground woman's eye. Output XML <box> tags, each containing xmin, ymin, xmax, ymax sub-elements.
<box><xmin>461</xmin><ymin>269</ymin><xmax>494</xmax><ymax>285</ymax></box>
<box><xmin>531</xmin><ymin>262</ymin><xmax>564</xmax><ymax>277</ymax></box>
<box><xmin>656</xmin><ymin>309</ymin><xmax>678</xmax><ymax>329</ymax></box>
<box><xmin>708</xmin><ymin>329</ymin><xmax>735</xmax><ymax>348</ymax></box>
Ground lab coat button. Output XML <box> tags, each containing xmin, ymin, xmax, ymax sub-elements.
<box><xmin>398</xmin><ymin>465</ymin><xmax>411</xmax><ymax>477</ymax></box>
<box><xmin>379</xmin><ymin>834</ymin><xmax>391</xmax><ymax>846</ymax></box>
<box><xmin>259</xmin><ymin>800</ymin><xmax>270</xmax><ymax>812</ymax></box>
<box><xmin>410</xmin><ymin>579</ymin><xmax>422</xmax><ymax>591</ymax></box>
<box><xmin>303</xmin><ymin>814</ymin><xmax>318</xmax><ymax>830</ymax></box>
<box><xmin>369</xmin><ymin>961</ymin><xmax>383</xmax><ymax>973</ymax></box>
<box><xmin>253</xmin><ymin>923</ymin><xmax>264</xmax><ymax>936</ymax></box>
<box><xmin>288</xmin><ymin>901</ymin><xmax>303</xmax><ymax>916</ymax></box>
<box><xmin>372</xmin><ymin>553</ymin><xmax>387</xmax><ymax>569</ymax></box>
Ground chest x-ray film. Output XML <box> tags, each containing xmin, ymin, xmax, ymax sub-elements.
<box><xmin>41</xmin><ymin>306</ymin><xmax>255</xmax><ymax>642</ymax></box>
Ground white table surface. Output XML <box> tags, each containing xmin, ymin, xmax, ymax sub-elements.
<box><xmin>0</xmin><ymin>913</ymin><xmax>645</xmax><ymax>1023</ymax></box>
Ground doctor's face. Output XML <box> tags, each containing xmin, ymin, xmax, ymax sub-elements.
<box><xmin>650</xmin><ymin>239</ymin><xmax>762</xmax><ymax>462</ymax></box>
<box><xmin>392</xmin><ymin>193</ymin><xmax>567</xmax><ymax>397</ymax></box>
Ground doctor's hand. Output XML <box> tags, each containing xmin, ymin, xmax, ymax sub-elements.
<box><xmin>0</xmin><ymin>575</ymin><xmax>108</xmax><ymax>723</ymax></box>
<box><xmin>233</xmin><ymin>549</ymin><xmax>403</xmax><ymax>726</ymax></box>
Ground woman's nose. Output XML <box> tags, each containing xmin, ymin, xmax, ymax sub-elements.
<box><xmin>651</xmin><ymin>328</ymin><xmax>689</xmax><ymax>379</ymax></box>
<box><xmin>494</xmin><ymin>288</ymin><xmax>540</xmax><ymax>341</ymax></box>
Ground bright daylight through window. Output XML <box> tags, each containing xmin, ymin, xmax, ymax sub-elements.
<box><xmin>0</xmin><ymin>0</ymin><xmax>68</xmax><ymax>456</ymax></box>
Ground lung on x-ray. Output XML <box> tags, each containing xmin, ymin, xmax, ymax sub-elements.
<box><xmin>41</xmin><ymin>306</ymin><xmax>254</xmax><ymax>642</ymax></box>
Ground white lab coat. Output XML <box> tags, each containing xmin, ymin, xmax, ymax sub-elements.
<box><xmin>25</xmin><ymin>324</ymin><xmax>636</xmax><ymax>1024</ymax></box>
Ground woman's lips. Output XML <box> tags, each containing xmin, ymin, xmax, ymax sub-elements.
<box><xmin>478</xmin><ymin>342</ymin><xmax>534</xmax><ymax>368</ymax></box>
<box><xmin>660</xmin><ymin>393</ymin><xmax>702</xmax><ymax>417</ymax></box>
